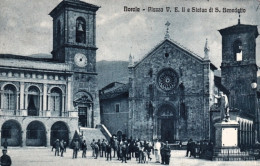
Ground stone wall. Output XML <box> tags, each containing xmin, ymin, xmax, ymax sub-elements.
<box><xmin>129</xmin><ymin>40</ymin><xmax>212</xmax><ymax>142</ymax></box>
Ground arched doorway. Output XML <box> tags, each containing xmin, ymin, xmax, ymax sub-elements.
<box><xmin>73</xmin><ymin>92</ymin><xmax>93</xmax><ymax>127</ymax></box>
<box><xmin>1</xmin><ymin>120</ymin><xmax>22</xmax><ymax>146</ymax></box>
<box><xmin>51</xmin><ymin>121</ymin><xmax>69</xmax><ymax>146</ymax></box>
<box><xmin>27</xmin><ymin>86</ymin><xmax>40</xmax><ymax>116</ymax></box>
<box><xmin>26</xmin><ymin>121</ymin><xmax>46</xmax><ymax>146</ymax></box>
<box><xmin>156</xmin><ymin>104</ymin><xmax>177</xmax><ymax>143</ymax></box>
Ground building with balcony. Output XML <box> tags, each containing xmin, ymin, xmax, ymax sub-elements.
<box><xmin>0</xmin><ymin>0</ymin><xmax>101</xmax><ymax>147</ymax></box>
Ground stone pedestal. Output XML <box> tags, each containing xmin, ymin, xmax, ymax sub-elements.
<box><xmin>214</xmin><ymin>120</ymin><xmax>239</xmax><ymax>148</ymax></box>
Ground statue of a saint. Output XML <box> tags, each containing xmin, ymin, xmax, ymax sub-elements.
<box><xmin>219</xmin><ymin>91</ymin><xmax>230</xmax><ymax>121</ymax></box>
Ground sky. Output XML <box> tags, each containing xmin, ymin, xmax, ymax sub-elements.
<box><xmin>0</xmin><ymin>0</ymin><xmax>260</xmax><ymax>68</ymax></box>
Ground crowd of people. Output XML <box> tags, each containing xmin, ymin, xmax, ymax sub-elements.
<box><xmin>185</xmin><ymin>139</ymin><xmax>214</xmax><ymax>160</ymax></box>
<box><xmin>51</xmin><ymin>136</ymin><xmax>172</xmax><ymax>165</ymax></box>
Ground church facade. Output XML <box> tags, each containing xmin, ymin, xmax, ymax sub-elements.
<box><xmin>0</xmin><ymin>0</ymin><xmax>100</xmax><ymax>146</ymax></box>
<box><xmin>100</xmin><ymin>20</ymin><xmax>260</xmax><ymax>144</ymax></box>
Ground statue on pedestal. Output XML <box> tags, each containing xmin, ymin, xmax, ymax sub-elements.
<box><xmin>219</xmin><ymin>91</ymin><xmax>230</xmax><ymax>122</ymax></box>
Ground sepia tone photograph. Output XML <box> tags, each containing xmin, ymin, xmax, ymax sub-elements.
<box><xmin>0</xmin><ymin>0</ymin><xmax>260</xmax><ymax>165</ymax></box>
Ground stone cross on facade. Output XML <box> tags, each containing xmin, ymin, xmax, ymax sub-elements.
<box><xmin>164</xmin><ymin>21</ymin><xmax>170</xmax><ymax>39</ymax></box>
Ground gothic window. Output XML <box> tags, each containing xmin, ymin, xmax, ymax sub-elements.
<box><xmin>3</xmin><ymin>84</ymin><xmax>16</xmax><ymax>110</ymax></box>
<box><xmin>76</xmin><ymin>17</ymin><xmax>86</xmax><ymax>43</ymax></box>
<box><xmin>49</xmin><ymin>88</ymin><xmax>62</xmax><ymax>116</ymax></box>
<box><xmin>27</xmin><ymin>86</ymin><xmax>40</xmax><ymax>116</ymax></box>
<box><xmin>233</xmin><ymin>40</ymin><xmax>242</xmax><ymax>61</ymax></box>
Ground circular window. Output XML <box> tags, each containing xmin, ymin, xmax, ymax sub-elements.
<box><xmin>157</xmin><ymin>68</ymin><xmax>178</xmax><ymax>91</ymax></box>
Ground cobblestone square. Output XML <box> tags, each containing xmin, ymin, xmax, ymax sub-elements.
<box><xmin>4</xmin><ymin>148</ymin><xmax>259</xmax><ymax>166</ymax></box>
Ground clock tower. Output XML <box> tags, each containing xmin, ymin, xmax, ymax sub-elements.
<box><xmin>50</xmin><ymin>0</ymin><xmax>100</xmax><ymax>127</ymax></box>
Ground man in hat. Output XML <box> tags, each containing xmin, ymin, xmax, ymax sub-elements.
<box><xmin>0</xmin><ymin>148</ymin><xmax>12</xmax><ymax>166</ymax></box>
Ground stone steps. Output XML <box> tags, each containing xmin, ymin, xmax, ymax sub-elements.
<box><xmin>79</xmin><ymin>127</ymin><xmax>107</xmax><ymax>146</ymax></box>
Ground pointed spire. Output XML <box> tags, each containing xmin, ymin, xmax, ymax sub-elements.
<box><xmin>238</xmin><ymin>11</ymin><xmax>241</xmax><ymax>25</ymax></box>
<box><xmin>129</xmin><ymin>53</ymin><xmax>134</xmax><ymax>67</ymax></box>
<box><xmin>204</xmin><ymin>38</ymin><xmax>210</xmax><ymax>60</ymax></box>
<box><xmin>164</xmin><ymin>21</ymin><xmax>171</xmax><ymax>39</ymax></box>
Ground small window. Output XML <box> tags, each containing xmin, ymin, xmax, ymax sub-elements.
<box><xmin>115</xmin><ymin>104</ymin><xmax>120</xmax><ymax>113</ymax></box>
<box><xmin>233</xmin><ymin>40</ymin><xmax>242</xmax><ymax>61</ymax></box>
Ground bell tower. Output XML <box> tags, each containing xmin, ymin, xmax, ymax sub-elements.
<box><xmin>50</xmin><ymin>0</ymin><xmax>101</xmax><ymax>127</ymax></box>
<box><xmin>219</xmin><ymin>18</ymin><xmax>259</xmax><ymax>116</ymax></box>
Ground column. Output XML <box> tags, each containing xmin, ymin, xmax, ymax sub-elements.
<box><xmin>0</xmin><ymin>91</ymin><xmax>3</xmax><ymax>109</ymax></box>
<box><xmin>22</xmin><ymin>130</ymin><xmax>26</xmax><ymax>147</ymax></box>
<box><xmin>67</xmin><ymin>77</ymin><xmax>72</xmax><ymax>112</ymax></box>
<box><xmin>46</xmin><ymin>130</ymin><xmax>51</xmax><ymax>147</ymax></box>
<box><xmin>62</xmin><ymin>95</ymin><xmax>65</xmax><ymax>117</ymax></box>
<box><xmin>40</xmin><ymin>93</ymin><xmax>43</xmax><ymax>116</ymax></box>
<box><xmin>43</xmin><ymin>84</ymin><xmax>47</xmax><ymax>112</ymax></box>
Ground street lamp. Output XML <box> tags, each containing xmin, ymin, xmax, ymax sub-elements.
<box><xmin>251</xmin><ymin>80</ymin><xmax>258</xmax><ymax>143</ymax></box>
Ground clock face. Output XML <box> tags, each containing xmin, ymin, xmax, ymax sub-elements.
<box><xmin>157</xmin><ymin>68</ymin><xmax>178</xmax><ymax>91</ymax></box>
<box><xmin>74</xmin><ymin>53</ymin><xmax>87</xmax><ymax>67</ymax></box>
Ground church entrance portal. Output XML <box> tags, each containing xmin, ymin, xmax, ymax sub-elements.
<box><xmin>73</xmin><ymin>92</ymin><xmax>94</xmax><ymax>128</ymax></box>
<box><xmin>78</xmin><ymin>107</ymin><xmax>88</xmax><ymax>127</ymax></box>
<box><xmin>156</xmin><ymin>104</ymin><xmax>176</xmax><ymax>143</ymax></box>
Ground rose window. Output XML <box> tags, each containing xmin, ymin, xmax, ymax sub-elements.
<box><xmin>157</xmin><ymin>68</ymin><xmax>178</xmax><ymax>91</ymax></box>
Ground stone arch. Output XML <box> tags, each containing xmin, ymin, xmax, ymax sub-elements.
<box><xmin>1</xmin><ymin>120</ymin><xmax>22</xmax><ymax>146</ymax></box>
<box><xmin>2</xmin><ymin>84</ymin><xmax>18</xmax><ymax>111</ymax></box>
<box><xmin>25</xmin><ymin>84</ymin><xmax>42</xmax><ymax>93</ymax></box>
<box><xmin>48</xmin><ymin>86</ymin><xmax>65</xmax><ymax>94</ymax></box>
<box><xmin>26</xmin><ymin>121</ymin><xmax>46</xmax><ymax>146</ymax></box>
<box><xmin>50</xmin><ymin>121</ymin><xmax>69</xmax><ymax>146</ymax></box>
<box><xmin>154</xmin><ymin>103</ymin><xmax>177</xmax><ymax>143</ymax></box>
<box><xmin>1</xmin><ymin>82</ymin><xmax>19</xmax><ymax>91</ymax></box>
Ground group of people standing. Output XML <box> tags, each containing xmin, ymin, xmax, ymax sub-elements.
<box><xmin>52</xmin><ymin>139</ymin><xmax>67</xmax><ymax>157</ymax></box>
<box><xmin>89</xmin><ymin>137</ymin><xmax>171</xmax><ymax>165</ymax></box>
<box><xmin>50</xmin><ymin>136</ymin><xmax>172</xmax><ymax>165</ymax></box>
<box><xmin>186</xmin><ymin>138</ymin><xmax>214</xmax><ymax>160</ymax></box>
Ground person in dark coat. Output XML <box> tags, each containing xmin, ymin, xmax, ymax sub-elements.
<box><xmin>101</xmin><ymin>139</ymin><xmax>107</xmax><ymax>157</ymax></box>
<box><xmin>94</xmin><ymin>142</ymin><xmax>99</xmax><ymax>159</ymax></box>
<box><xmin>186</xmin><ymin>139</ymin><xmax>192</xmax><ymax>157</ymax></box>
<box><xmin>121</xmin><ymin>141</ymin><xmax>127</xmax><ymax>163</ymax></box>
<box><xmin>82</xmin><ymin>140</ymin><xmax>87</xmax><ymax>158</ymax></box>
<box><xmin>72</xmin><ymin>139</ymin><xmax>79</xmax><ymax>159</ymax></box>
<box><xmin>60</xmin><ymin>140</ymin><xmax>65</xmax><ymax>157</ymax></box>
<box><xmin>160</xmin><ymin>142</ymin><xmax>165</xmax><ymax>164</ymax></box>
<box><xmin>54</xmin><ymin>139</ymin><xmax>60</xmax><ymax>156</ymax></box>
<box><xmin>97</xmin><ymin>139</ymin><xmax>101</xmax><ymax>157</ymax></box>
<box><xmin>0</xmin><ymin>149</ymin><xmax>12</xmax><ymax>166</ymax></box>
<box><xmin>164</xmin><ymin>141</ymin><xmax>171</xmax><ymax>165</ymax></box>
<box><xmin>106</xmin><ymin>142</ymin><xmax>112</xmax><ymax>161</ymax></box>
